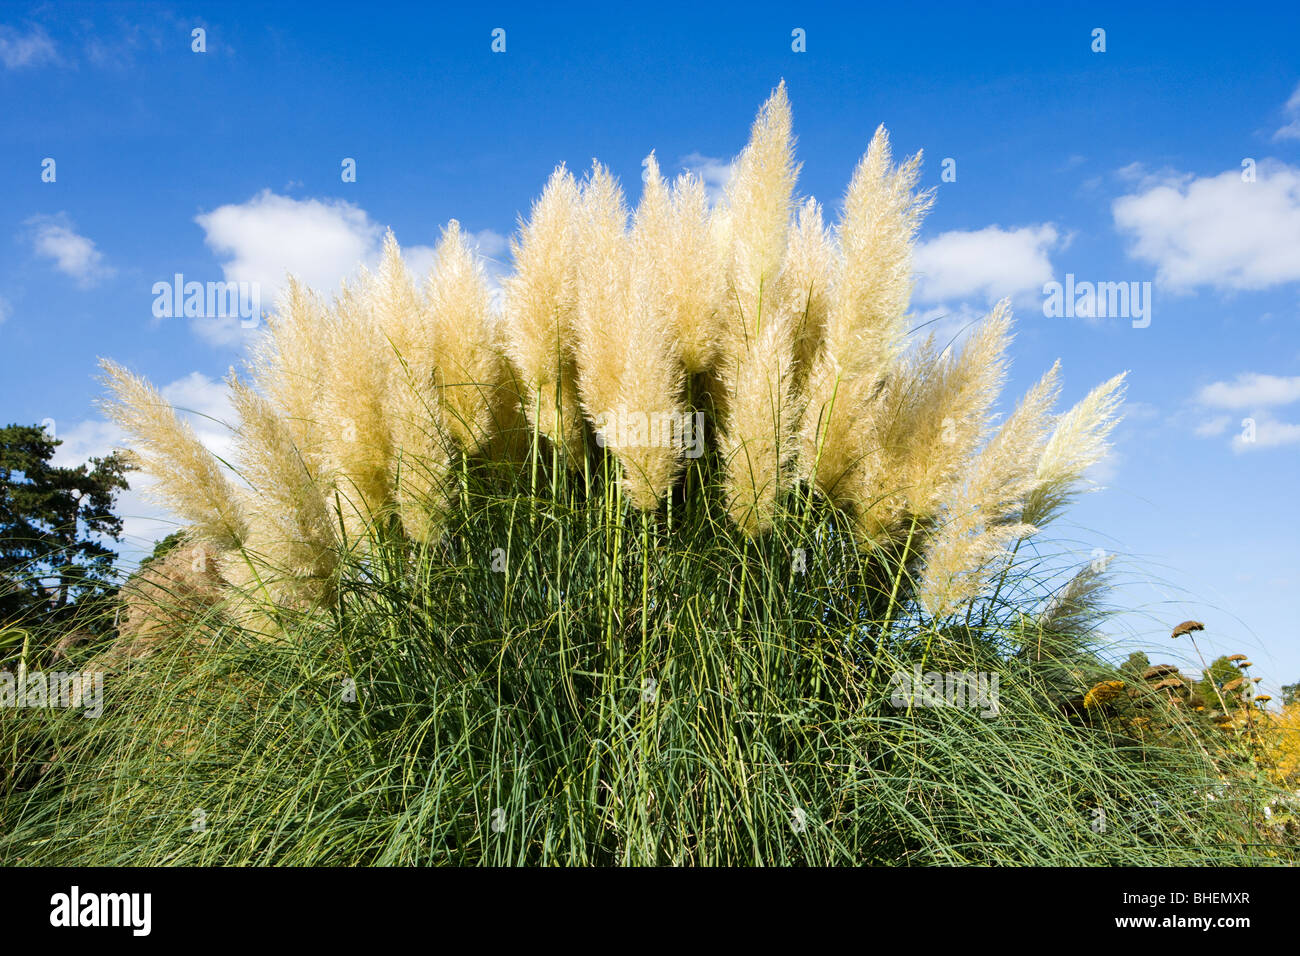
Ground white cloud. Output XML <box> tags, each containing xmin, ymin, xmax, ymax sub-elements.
<box><xmin>911</xmin><ymin>224</ymin><xmax>1060</xmax><ymax>306</ymax></box>
<box><xmin>678</xmin><ymin>152</ymin><xmax>735</xmax><ymax>205</ymax></box>
<box><xmin>83</xmin><ymin>22</ymin><xmax>157</xmax><ymax>71</ymax></box>
<box><xmin>1190</xmin><ymin>372</ymin><xmax>1300</xmax><ymax>452</ymax></box>
<box><xmin>196</xmin><ymin>190</ymin><xmax>383</xmax><ymax>304</ymax></box>
<box><xmin>1123</xmin><ymin>400</ymin><xmax>1162</xmax><ymax>422</ymax></box>
<box><xmin>1196</xmin><ymin>373</ymin><xmax>1300</xmax><ymax>410</ymax></box>
<box><xmin>1194</xmin><ymin>415</ymin><xmax>1231</xmax><ymax>438</ymax></box>
<box><xmin>193</xmin><ymin>191</ymin><xmax>505</xmax><ymax>346</ymax></box>
<box><xmin>0</xmin><ymin>24</ymin><xmax>58</xmax><ymax>69</ymax></box>
<box><xmin>466</xmin><ymin>227</ymin><xmax>508</xmax><ymax>261</ymax></box>
<box><xmin>0</xmin><ymin>294</ymin><xmax>10</xmax><ymax>325</ymax></box>
<box><xmin>49</xmin><ymin>418</ymin><xmax>119</xmax><ymax>470</ymax></box>
<box><xmin>1233</xmin><ymin>413</ymin><xmax>1300</xmax><ymax>452</ymax></box>
<box><xmin>27</xmin><ymin>215</ymin><xmax>115</xmax><ymax>287</ymax></box>
<box><xmin>1273</xmin><ymin>81</ymin><xmax>1300</xmax><ymax>142</ymax></box>
<box><xmin>1112</xmin><ymin>161</ymin><xmax>1300</xmax><ymax>292</ymax></box>
<box><xmin>158</xmin><ymin>371</ymin><xmax>238</xmax><ymax>459</ymax></box>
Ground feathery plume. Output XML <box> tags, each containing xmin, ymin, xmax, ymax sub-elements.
<box><xmin>849</xmin><ymin>303</ymin><xmax>1013</xmax><ymax>552</ymax></box>
<box><xmin>715</xmin><ymin>83</ymin><xmax>801</xmax><ymax>533</ymax></box>
<box><xmin>248</xmin><ymin>277</ymin><xmax>329</xmax><ymax>468</ymax></box>
<box><xmin>721</xmin><ymin>80</ymin><xmax>798</xmax><ymax>345</ymax></box>
<box><xmin>388</xmin><ymin>376</ymin><xmax>453</xmax><ymax>545</ymax></box>
<box><xmin>830</xmin><ymin>126</ymin><xmax>931</xmax><ymax>381</ymax></box>
<box><xmin>800</xmin><ymin>126</ymin><xmax>931</xmax><ymax>500</ymax></box>
<box><xmin>718</xmin><ymin>317</ymin><xmax>798</xmax><ymax>534</ymax></box>
<box><xmin>502</xmin><ymin>166</ymin><xmax>585</xmax><ymax>461</ymax></box>
<box><xmin>1022</xmin><ymin>371</ymin><xmax>1127</xmax><ymax>526</ymax></box>
<box><xmin>775</xmin><ymin>197</ymin><xmax>834</xmax><ymax>384</ymax></box>
<box><xmin>227</xmin><ymin>376</ymin><xmax>337</xmax><ymax>602</ymax></box>
<box><xmin>317</xmin><ymin>277</ymin><xmax>395</xmax><ymax>538</ymax></box>
<box><xmin>99</xmin><ymin>359</ymin><xmax>247</xmax><ymax>551</ymax></box>
<box><xmin>915</xmin><ymin>352</ymin><xmax>1061</xmax><ymax>616</ymax></box>
<box><xmin>664</xmin><ymin>171</ymin><xmax>728</xmax><ymax>374</ymax></box>
<box><xmin>347</xmin><ymin>231</ymin><xmax>460</xmax><ymax>541</ymax></box>
<box><xmin>573</xmin><ymin>157</ymin><xmax>687</xmax><ymax>509</ymax></box>
<box><xmin>572</xmin><ymin>161</ymin><xmax>632</xmax><ymax>413</ymax></box>
<box><xmin>1037</xmin><ymin>548</ymin><xmax>1112</xmax><ymax>637</ymax></box>
<box><xmin>372</xmin><ymin>230</ymin><xmax>424</xmax><ymax>364</ymax></box>
<box><xmin>425</xmin><ymin>220</ymin><xmax>505</xmax><ymax>454</ymax></box>
<box><xmin>894</xmin><ymin>303</ymin><xmax>1012</xmax><ymax>514</ymax></box>
<box><xmin>915</xmin><ymin>353</ymin><xmax>1126</xmax><ymax>618</ymax></box>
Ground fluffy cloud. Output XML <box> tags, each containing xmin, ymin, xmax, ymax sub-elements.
<box><xmin>1112</xmin><ymin>161</ymin><xmax>1300</xmax><ymax>292</ymax></box>
<box><xmin>83</xmin><ymin>21</ymin><xmax>165</xmax><ymax>71</ymax></box>
<box><xmin>1232</xmin><ymin>413</ymin><xmax>1300</xmax><ymax>452</ymax></box>
<box><xmin>154</xmin><ymin>371</ymin><xmax>238</xmax><ymax>460</ymax></box>
<box><xmin>27</xmin><ymin>215</ymin><xmax>115</xmax><ymax>286</ymax></box>
<box><xmin>466</xmin><ymin>227</ymin><xmax>509</xmax><ymax>261</ymax></box>
<box><xmin>0</xmin><ymin>20</ymin><xmax>180</xmax><ymax>71</ymax></box>
<box><xmin>0</xmin><ymin>294</ymin><xmax>10</xmax><ymax>325</ymax></box>
<box><xmin>1196</xmin><ymin>373</ymin><xmax>1300</xmax><ymax>410</ymax></box>
<box><xmin>1192</xmin><ymin>372</ymin><xmax>1300</xmax><ymax>452</ymax></box>
<box><xmin>1193</xmin><ymin>415</ymin><xmax>1231</xmax><ymax>438</ymax></box>
<box><xmin>193</xmin><ymin>190</ymin><xmax>505</xmax><ymax>346</ymax></box>
<box><xmin>196</xmin><ymin>190</ymin><xmax>387</xmax><ymax>303</ymax></box>
<box><xmin>911</xmin><ymin>224</ymin><xmax>1060</xmax><ymax>306</ymax></box>
<box><xmin>1273</xmin><ymin>81</ymin><xmax>1300</xmax><ymax>142</ymax></box>
<box><xmin>906</xmin><ymin>224</ymin><xmax>1061</xmax><ymax>348</ymax></box>
<box><xmin>0</xmin><ymin>24</ymin><xmax>58</xmax><ymax>69</ymax></box>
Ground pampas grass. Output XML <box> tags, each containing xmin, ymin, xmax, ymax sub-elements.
<box><xmin>714</xmin><ymin>81</ymin><xmax>802</xmax><ymax>534</ymax></box>
<box><xmin>573</xmin><ymin>159</ymin><xmax>687</xmax><ymax>509</ymax></box>
<box><xmin>503</xmin><ymin>166</ymin><xmax>585</xmax><ymax>463</ymax></box>
<box><xmin>100</xmin><ymin>361</ymin><xmax>247</xmax><ymax>551</ymax></box>
<box><xmin>8</xmin><ymin>85</ymin><xmax>1263</xmax><ymax>870</ymax></box>
<box><xmin>800</xmin><ymin>125</ymin><xmax>932</xmax><ymax>503</ymax></box>
<box><xmin>95</xmin><ymin>83</ymin><xmax>1128</xmax><ymax>626</ymax></box>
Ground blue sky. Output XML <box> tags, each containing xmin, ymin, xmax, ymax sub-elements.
<box><xmin>2</xmin><ymin>1</ymin><xmax>1298</xmax><ymax>692</ymax></box>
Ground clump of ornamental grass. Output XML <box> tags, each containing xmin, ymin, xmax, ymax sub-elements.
<box><xmin>3</xmin><ymin>84</ymin><xmax>1292</xmax><ymax>866</ymax></box>
<box><xmin>94</xmin><ymin>82</ymin><xmax>1126</xmax><ymax>622</ymax></box>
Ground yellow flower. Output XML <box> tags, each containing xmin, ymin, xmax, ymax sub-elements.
<box><xmin>1084</xmin><ymin>680</ymin><xmax>1125</xmax><ymax>709</ymax></box>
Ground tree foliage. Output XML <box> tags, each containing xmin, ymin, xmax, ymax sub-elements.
<box><xmin>0</xmin><ymin>423</ymin><xmax>131</xmax><ymax>628</ymax></box>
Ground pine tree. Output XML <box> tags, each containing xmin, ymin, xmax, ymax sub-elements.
<box><xmin>0</xmin><ymin>423</ymin><xmax>131</xmax><ymax>626</ymax></box>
